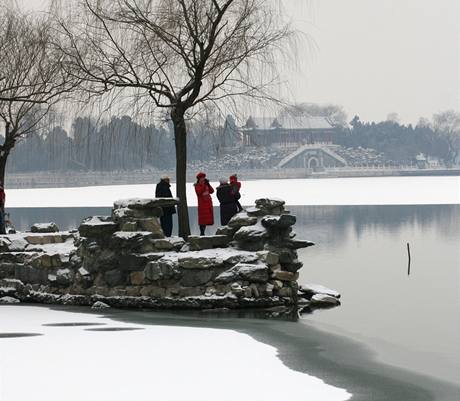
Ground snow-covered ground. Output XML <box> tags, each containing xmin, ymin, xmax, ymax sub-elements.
<box><xmin>0</xmin><ymin>306</ymin><xmax>351</xmax><ymax>401</ymax></box>
<box><xmin>6</xmin><ymin>176</ymin><xmax>460</xmax><ymax>208</ymax></box>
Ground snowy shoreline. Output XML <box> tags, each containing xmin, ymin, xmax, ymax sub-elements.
<box><xmin>6</xmin><ymin>176</ymin><xmax>460</xmax><ymax>208</ymax></box>
<box><xmin>0</xmin><ymin>305</ymin><xmax>352</xmax><ymax>401</ymax></box>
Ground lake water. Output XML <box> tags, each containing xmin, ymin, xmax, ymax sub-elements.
<box><xmin>3</xmin><ymin>203</ymin><xmax>460</xmax><ymax>400</ymax></box>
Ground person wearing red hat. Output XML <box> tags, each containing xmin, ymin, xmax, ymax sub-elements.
<box><xmin>230</xmin><ymin>174</ymin><xmax>243</xmax><ymax>212</ymax></box>
<box><xmin>194</xmin><ymin>172</ymin><xmax>214</xmax><ymax>235</ymax></box>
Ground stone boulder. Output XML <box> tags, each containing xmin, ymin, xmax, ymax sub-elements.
<box><xmin>0</xmin><ymin>237</ymin><xmax>11</xmax><ymax>252</ymax></box>
<box><xmin>255</xmin><ymin>198</ymin><xmax>285</xmax><ymax>209</ymax></box>
<box><xmin>113</xmin><ymin>198</ymin><xmax>179</xmax><ymax>220</ymax></box>
<box><xmin>178</xmin><ymin>253</ymin><xmax>224</xmax><ymax>270</ymax></box>
<box><xmin>79</xmin><ymin>216</ymin><xmax>118</xmax><ymax>239</ymax></box>
<box><xmin>261</xmin><ymin>215</ymin><xmax>296</xmax><ymax>229</ymax></box>
<box><xmin>272</xmin><ymin>270</ymin><xmax>299</xmax><ymax>282</ymax></box>
<box><xmin>110</xmin><ymin>231</ymin><xmax>154</xmax><ymax>251</ymax></box>
<box><xmin>233</xmin><ymin>225</ymin><xmax>268</xmax><ymax>241</ymax></box>
<box><xmin>6</xmin><ymin>237</ymin><xmax>28</xmax><ymax>252</ymax></box>
<box><xmin>0</xmin><ymin>296</ymin><xmax>20</xmax><ymax>304</ymax></box>
<box><xmin>215</xmin><ymin>263</ymin><xmax>269</xmax><ymax>284</ymax></box>
<box><xmin>136</xmin><ymin>218</ymin><xmax>165</xmax><ymax>238</ymax></box>
<box><xmin>228</xmin><ymin>213</ymin><xmax>257</xmax><ymax>229</ymax></box>
<box><xmin>31</xmin><ymin>223</ymin><xmax>59</xmax><ymax>233</ymax></box>
<box><xmin>152</xmin><ymin>237</ymin><xmax>185</xmax><ymax>252</ymax></box>
<box><xmin>91</xmin><ymin>301</ymin><xmax>110</xmax><ymax>309</ymax></box>
<box><xmin>215</xmin><ymin>226</ymin><xmax>238</xmax><ymax>238</ymax></box>
<box><xmin>104</xmin><ymin>269</ymin><xmax>126</xmax><ymax>287</ymax></box>
<box><xmin>114</xmin><ymin>198</ymin><xmax>179</xmax><ymax>210</ymax></box>
<box><xmin>24</xmin><ymin>233</ymin><xmax>73</xmax><ymax>245</ymax></box>
<box><xmin>144</xmin><ymin>258</ymin><xmax>181</xmax><ymax>282</ymax></box>
<box><xmin>251</xmin><ymin>198</ymin><xmax>286</xmax><ymax>216</ymax></box>
<box><xmin>300</xmin><ymin>284</ymin><xmax>341</xmax><ymax>299</ymax></box>
<box><xmin>233</xmin><ymin>225</ymin><xmax>268</xmax><ymax>251</ymax></box>
<box><xmin>310</xmin><ymin>293</ymin><xmax>341</xmax><ymax>306</ymax></box>
<box><xmin>187</xmin><ymin>235</ymin><xmax>230</xmax><ymax>251</ymax></box>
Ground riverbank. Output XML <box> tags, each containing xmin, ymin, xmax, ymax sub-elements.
<box><xmin>5</xmin><ymin>168</ymin><xmax>460</xmax><ymax>189</ymax></box>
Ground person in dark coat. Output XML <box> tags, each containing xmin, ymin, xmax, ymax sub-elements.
<box><xmin>0</xmin><ymin>185</ymin><xmax>5</xmax><ymax>235</ymax></box>
<box><xmin>216</xmin><ymin>178</ymin><xmax>238</xmax><ymax>226</ymax></box>
<box><xmin>155</xmin><ymin>176</ymin><xmax>176</xmax><ymax>237</ymax></box>
<box><xmin>194</xmin><ymin>172</ymin><xmax>214</xmax><ymax>236</ymax></box>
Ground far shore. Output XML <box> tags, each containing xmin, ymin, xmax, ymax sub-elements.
<box><xmin>5</xmin><ymin>167</ymin><xmax>460</xmax><ymax>189</ymax></box>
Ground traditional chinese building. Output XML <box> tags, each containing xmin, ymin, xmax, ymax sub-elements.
<box><xmin>240</xmin><ymin>116</ymin><xmax>339</xmax><ymax>147</ymax></box>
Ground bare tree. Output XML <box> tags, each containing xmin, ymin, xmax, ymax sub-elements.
<box><xmin>432</xmin><ymin>110</ymin><xmax>460</xmax><ymax>165</ymax></box>
<box><xmin>0</xmin><ymin>4</ymin><xmax>77</xmax><ymax>189</ymax></box>
<box><xmin>55</xmin><ymin>0</ymin><xmax>293</xmax><ymax>238</ymax></box>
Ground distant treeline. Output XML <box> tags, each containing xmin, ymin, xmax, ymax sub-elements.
<box><xmin>4</xmin><ymin>115</ymin><xmax>238</xmax><ymax>172</ymax></box>
<box><xmin>2</xmin><ymin>113</ymin><xmax>455</xmax><ymax>173</ymax></box>
<box><xmin>334</xmin><ymin>116</ymin><xmax>451</xmax><ymax>163</ymax></box>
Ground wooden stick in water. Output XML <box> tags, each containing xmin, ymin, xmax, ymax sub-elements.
<box><xmin>407</xmin><ymin>243</ymin><xmax>411</xmax><ymax>276</ymax></box>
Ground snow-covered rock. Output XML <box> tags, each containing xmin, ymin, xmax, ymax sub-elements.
<box><xmin>31</xmin><ymin>222</ymin><xmax>59</xmax><ymax>233</ymax></box>
<box><xmin>261</xmin><ymin>214</ymin><xmax>296</xmax><ymax>229</ymax></box>
<box><xmin>310</xmin><ymin>294</ymin><xmax>341</xmax><ymax>306</ymax></box>
<box><xmin>113</xmin><ymin>198</ymin><xmax>179</xmax><ymax>211</ymax></box>
<box><xmin>300</xmin><ymin>284</ymin><xmax>341</xmax><ymax>299</ymax></box>
<box><xmin>91</xmin><ymin>301</ymin><xmax>111</xmax><ymax>309</ymax></box>
<box><xmin>215</xmin><ymin>263</ymin><xmax>269</xmax><ymax>284</ymax></box>
<box><xmin>0</xmin><ymin>296</ymin><xmax>20</xmax><ymax>304</ymax></box>
<box><xmin>79</xmin><ymin>216</ymin><xmax>118</xmax><ymax>238</ymax></box>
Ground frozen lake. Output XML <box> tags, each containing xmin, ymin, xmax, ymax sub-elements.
<box><xmin>0</xmin><ymin>306</ymin><xmax>351</xmax><ymax>401</ymax></box>
<box><xmin>6</xmin><ymin>176</ymin><xmax>460</xmax><ymax>208</ymax></box>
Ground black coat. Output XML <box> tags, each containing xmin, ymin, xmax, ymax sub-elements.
<box><xmin>216</xmin><ymin>183</ymin><xmax>238</xmax><ymax>226</ymax></box>
<box><xmin>155</xmin><ymin>180</ymin><xmax>176</xmax><ymax>215</ymax></box>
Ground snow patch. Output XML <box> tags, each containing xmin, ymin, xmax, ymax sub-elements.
<box><xmin>6</xmin><ymin>176</ymin><xmax>460</xmax><ymax>207</ymax></box>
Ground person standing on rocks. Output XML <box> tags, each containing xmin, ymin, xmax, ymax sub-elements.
<box><xmin>230</xmin><ymin>174</ymin><xmax>243</xmax><ymax>212</ymax></box>
<box><xmin>216</xmin><ymin>178</ymin><xmax>238</xmax><ymax>226</ymax></box>
<box><xmin>194</xmin><ymin>172</ymin><xmax>214</xmax><ymax>236</ymax></box>
<box><xmin>155</xmin><ymin>175</ymin><xmax>176</xmax><ymax>237</ymax></box>
<box><xmin>0</xmin><ymin>185</ymin><xmax>5</xmax><ymax>235</ymax></box>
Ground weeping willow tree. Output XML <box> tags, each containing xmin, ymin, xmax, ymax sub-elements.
<box><xmin>55</xmin><ymin>0</ymin><xmax>294</xmax><ymax>238</ymax></box>
<box><xmin>0</xmin><ymin>2</ymin><xmax>76</xmax><ymax>188</ymax></box>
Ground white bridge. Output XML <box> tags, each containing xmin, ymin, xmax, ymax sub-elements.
<box><xmin>278</xmin><ymin>144</ymin><xmax>348</xmax><ymax>169</ymax></box>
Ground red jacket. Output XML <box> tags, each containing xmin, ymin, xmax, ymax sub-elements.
<box><xmin>229</xmin><ymin>176</ymin><xmax>241</xmax><ymax>193</ymax></box>
<box><xmin>195</xmin><ymin>181</ymin><xmax>214</xmax><ymax>226</ymax></box>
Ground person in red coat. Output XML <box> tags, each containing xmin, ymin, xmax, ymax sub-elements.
<box><xmin>230</xmin><ymin>174</ymin><xmax>243</xmax><ymax>212</ymax></box>
<box><xmin>0</xmin><ymin>185</ymin><xmax>5</xmax><ymax>235</ymax></box>
<box><xmin>194</xmin><ymin>172</ymin><xmax>214</xmax><ymax>236</ymax></box>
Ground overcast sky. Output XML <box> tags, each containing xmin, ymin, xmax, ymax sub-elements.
<box><xmin>21</xmin><ymin>0</ymin><xmax>460</xmax><ymax>124</ymax></box>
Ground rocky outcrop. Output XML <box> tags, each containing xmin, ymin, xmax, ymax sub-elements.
<box><xmin>31</xmin><ymin>223</ymin><xmax>60</xmax><ymax>233</ymax></box>
<box><xmin>0</xmin><ymin>197</ymin><xmax>341</xmax><ymax>312</ymax></box>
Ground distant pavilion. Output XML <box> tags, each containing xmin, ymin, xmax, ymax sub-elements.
<box><xmin>240</xmin><ymin>116</ymin><xmax>339</xmax><ymax>147</ymax></box>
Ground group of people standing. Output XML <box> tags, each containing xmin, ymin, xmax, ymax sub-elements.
<box><xmin>155</xmin><ymin>172</ymin><xmax>243</xmax><ymax>237</ymax></box>
<box><xmin>195</xmin><ymin>172</ymin><xmax>242</xmax><ymax>235</ymax></box>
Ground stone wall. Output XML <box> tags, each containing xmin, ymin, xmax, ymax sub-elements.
<box><xmin>0</xmin><ymin>197</ymin><xmax>340</xmax><ymax>310</ymax></box>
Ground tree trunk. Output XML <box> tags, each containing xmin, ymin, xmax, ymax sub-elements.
<box><xmin>171</xmin><ymin>107</ymin><xmax>191</xmax><ymax>239</ymax></box>
<box><xmin>0</xmin><ymin>148</ymin><xmax>8</xmax><ymax>235</ymax></box>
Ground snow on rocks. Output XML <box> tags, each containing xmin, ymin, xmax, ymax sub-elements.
<box><xmin>0</xmin><ymin>197</ymin><xmax>337</xmax><ymax>312</ymax></box>
<box><xmin>91</xmin><ymin>301</ymin><xmax>110</xmax><ymax>309</ymax></box>
<box><xmin>300</xmin><ymin>283</ymin><xmax>341</xmax><ymax>299</ymax></box>
<box><xmin>31</xmin><ymin>222</ymin><xmax>59</xmax><ymax>233</ymax></box>
<box><xmin>79</xmin><ymin>216</ymin><xmax>118</xmax><ymax>238</ymax></box>
<box><xmin>310</xmin><ymin>294</ymin><xmax>341</xmax><ymax>307</ymax></box>
<box><xmin>0</xmin><ymin>296</ymin><xmax>20</xmax><ymax>304</ymax></box>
